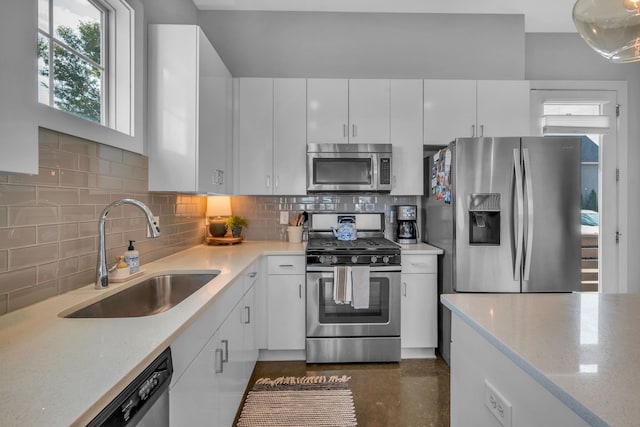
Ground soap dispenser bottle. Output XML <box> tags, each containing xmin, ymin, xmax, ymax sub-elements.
<box><xmin>124</xmin><ymin>240</ymin><xmax>140</xmax><ymax>273</ymax></box>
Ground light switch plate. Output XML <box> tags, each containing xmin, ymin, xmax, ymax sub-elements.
<box><xmin>484</xmin><ymin>379</ymin><xmax>512</xmax><ymax>427</ymax></box>
<box><xmin>279</xmin><ymin>211</ymin><xmax>289</xmax><ymax>225</ymax></box>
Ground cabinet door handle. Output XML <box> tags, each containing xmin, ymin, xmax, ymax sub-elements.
<box><xmin>221</xmin><ymin>339</ymin><xmax>229</xmax><ymax>363</ymax></box>
<box><xmin>343</xmin><ymin>124</ymin><xmax>347</xmax><ymax>138</ymax></box>
<box><xmin>279</xmin><ymin>264</ymin><xmax>294</xmax><ymax>268</ymax></box>
<box><xmin>402</xmin><ymin>282</ymin><xmax>407</xmax><ymax>297</ymax></box>
<box><xmin>266</xmin><ymin>175</ymin><xmax>271</xmax><ymax>188</ymax></box>
<box><xmin>471</xmin><ymin>124</ymin><xmax>476</xmax><ymax>137</ymax></box>
<box><xmin>244</xmin><ymin>306</ymin><xmax>251</xmax><ymax>324</ymax></box>
<box><xmin>352</xmin><ymin>124</ymin><xmax>357</xmax><ymax>138</ymax></box>
<box><xmin>214</xmin><ymin>348</ymin><xmax>223</xmax><ymax>373</ymax></box>
<box><xmin>275</xmin><ymin>176</ymin><xmax>279</xmax><ymax>189</ymax></box>
<box><xmin>299</xmin><ymin>284</ymin><xmax>302</xmax><ymax>299</ymax></box>
<box><xmin>479</xmin><ymin>124</ymin><xmax>484</xmax><ymax>137</ymax></box>
<box><xmin>248</xmin><ymin>272</ymin><xmax>257</xmax><ymax>278</ymax></box>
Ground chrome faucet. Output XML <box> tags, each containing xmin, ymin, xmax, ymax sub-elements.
<box><xmin>96</xmin><ymin>198</ymin><xmax>160</xmax><ymax>289</ymax></box>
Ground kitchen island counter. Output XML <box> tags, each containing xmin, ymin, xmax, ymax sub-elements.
<box><xmin>0</xmin><ymin>241</ymin><xmax>304</xmax><ymax>427</ymax></box>
<box><xmin>442</xmin><ymin>292</ymin><xmax>640</xmax><ymax>427</ymax></box>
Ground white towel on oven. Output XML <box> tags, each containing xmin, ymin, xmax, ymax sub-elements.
<box><xmin>333</xmin><ymin>266</ymin><xmax>350</xmax><ymax>304</ymax></box>
<box><xmin>350</xmin><ymin>265</ymin><xmax>370</xmax><ymax>309</ymax></box>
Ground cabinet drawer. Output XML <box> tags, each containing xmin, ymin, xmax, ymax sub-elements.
<box><xmin>402</xmin><ymin>254</ymin><xmax>437</xmax><ymax>274</ymax></box>
<box><xmin>267</xmin><ymin>256</ymin><xmax>305</xmax><ymax>274</ymax></box>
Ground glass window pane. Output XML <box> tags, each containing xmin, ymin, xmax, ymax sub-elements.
<box><xmin>37</xmin><ymin>34</ymin><xmax>50</xmax><ymax>104</ymax></box>
<box><xmin>38</xmin><ymin>0</ymin><xmax>49</xmax><ymax>32</ymax></box>
<box><xmin>53</xmin><ymin>43</ymin><xmax>102</xmax><ymax>123</ymax></box>
<box><xmin>53</xmin><ymin>0</ymin><xmax>102</xmax><ymax>64</ymax></box>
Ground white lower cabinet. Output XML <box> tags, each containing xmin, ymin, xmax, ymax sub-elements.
<box><xmin>170</xmin><ymin>271</ymin><xmax>259</xmax><ymax>426</ymax></box>
<box><xmin>266</xmin><ymin>256</ymin><xmax>306</xmax><ymax>351</ymax></box>
<box><xmin>401</xmin><ymin>254</ymin><xmax>438</xmax><ymax>355</ymax></box>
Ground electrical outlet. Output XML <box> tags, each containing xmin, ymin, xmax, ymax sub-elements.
<box><xmin>279</xmin><ymin>211</ymin><xmax>289</xmax><ymax>225</ymax></box>
<box><xmin>147</xmin><ymin>216</ymin><xmax>160</xmax><ymax>237</ymax></box>
<box><xmin>484</xmin><ymin>379</ymin><xmax>512</xmax><ymax>427</ymax></box>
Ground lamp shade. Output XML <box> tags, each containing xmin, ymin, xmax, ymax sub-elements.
<box><xmin>206</xmin><ymin>196</ymin><xmax>232</xmax><ymax>217</ymax></box>
<box><xmin>573</xmin><ymin>0</ymin><xmax>640</xmax><ymax>63</ymax></box>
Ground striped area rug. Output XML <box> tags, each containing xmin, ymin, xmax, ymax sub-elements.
<box><xmin>237</xmin><ymin>375</ymin><xmax>357</xmax><ymax>426</ymax></box>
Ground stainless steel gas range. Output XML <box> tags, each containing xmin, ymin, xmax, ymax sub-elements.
<box><xmin>305</xmin><ymin>213</ymin><xmax>401</xmax><ymax>363</ymax></box>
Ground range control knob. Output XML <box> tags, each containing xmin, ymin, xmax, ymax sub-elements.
<box><xmin>331</xmin><ymin>256</ymin><xmax>338</xmax><ymax>264</ymax></box>
<box><xmin>319</xmin><ymin>256</ymin><xmax>326</xmax><ymax>264</ymax></box>
<box><xmin>351</xmin><ymin>255</ymin><xmax>359</xmax><ymax>264</ymax></box>
<box><xmin>370</xmin><ymin>256</ymin><xmax>378</xmax><ymax>263</ymax></box>
<box><xmin>382</xmin><ymin>256</ymin><xmax>390</xmax><ymax>264</ymax></box>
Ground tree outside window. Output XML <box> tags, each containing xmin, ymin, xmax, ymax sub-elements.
<box><xmin>38</xmin><ymin>0</ymin><xmax>106</xmax><ymax>124</ymax></box>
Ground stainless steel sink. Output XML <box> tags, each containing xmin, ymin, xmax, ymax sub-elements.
<box><xmin>64</xmin><ymin>273</ymin><xmax>219</xmax><ymax>318</ymax></box>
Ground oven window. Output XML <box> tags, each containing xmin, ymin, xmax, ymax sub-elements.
<box><xmin>313</xmin><ymin>158</ymin><xmax>372</xmax><ymax>185</ymax></box>
<box><xmin>318</xmin><ymin>276</ymin><xmax>390</xmax><ymax>323</ymax></box>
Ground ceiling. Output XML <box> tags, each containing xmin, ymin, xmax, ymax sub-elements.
<box><xmin>192</xmin><ymin>0</ymin><xmax>579</xmax><ymax>33</ymax></box>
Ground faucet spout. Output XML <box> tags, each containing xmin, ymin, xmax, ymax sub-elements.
<box><xmin>96</xmin><ymin>198</ymin><xmax>160</xmax><ymax>289</ymax></box>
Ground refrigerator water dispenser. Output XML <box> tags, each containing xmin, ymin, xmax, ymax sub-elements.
<box><xmin>468</xmin><ymin>193</ymin><xmax>500</xmax><ymax>245</ymax></box>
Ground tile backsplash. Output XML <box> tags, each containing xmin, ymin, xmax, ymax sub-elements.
<box><xmin>0</xmin><ymin>129</ymin><xmax>206</xmax><ymax>315</ymax></box>
<box><xmin>230</xmin><ymin>195</ymin><xmax>419</xmax><ymax>241</ymax></box>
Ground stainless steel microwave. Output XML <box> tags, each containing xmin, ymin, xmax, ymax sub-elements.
<box><xmin>307</xmin><ymin>143</ymin><xmax>392</xmax><ymax>193</ymax></box>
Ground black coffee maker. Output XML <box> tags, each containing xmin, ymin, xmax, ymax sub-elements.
<box><xmin>396</xmin><ymin>205</ymin><xmax>418</xmax><ymax>244</ymax></box>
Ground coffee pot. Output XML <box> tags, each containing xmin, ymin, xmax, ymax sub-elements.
<box><xmin>395</xmin><ymin>205</ymin><xmax>418</xmax><ymax>244</ymax></box>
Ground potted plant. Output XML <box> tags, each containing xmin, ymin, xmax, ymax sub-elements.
<box><xmin>226</xmin><ymin>215</ymin><xmax>248</xmax><ymax>238</ymax></box>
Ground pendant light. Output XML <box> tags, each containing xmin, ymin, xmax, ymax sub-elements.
<box><xmin>572</xmin><ymin>0</ymin><xmax>640</xmax><ymax>63</ymax></box>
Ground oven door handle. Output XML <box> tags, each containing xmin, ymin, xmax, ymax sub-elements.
<box><xmin>306</xmin><ymin>265</ymin><xmax>401</xmax><ymax>273</ymax></box>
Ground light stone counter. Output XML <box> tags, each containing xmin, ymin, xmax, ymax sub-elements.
<box><xmin>0</xmin><ymin>241</ymin><xmax>304</xmax><ymax>427</ymax></box>
<box><xmin>441</xmin><ymin>292</ymin><xmax>640</xmax><ymax>427</ymax></box>
<box><xmin>397</xmin><ymin>242</ymin><xmax>443</xmax><ymax>255</ymax></box>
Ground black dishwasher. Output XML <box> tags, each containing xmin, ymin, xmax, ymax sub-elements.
<box><xmin>87</xmin><ymin>347</ymin><xmax>173</xmax><ymax>427</ymax></box>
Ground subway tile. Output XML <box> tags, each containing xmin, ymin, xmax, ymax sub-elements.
<box><xmin>0</xmin><ymin>184</ymin><xmax>37</xmax><ymax>205</ymax></box>
<box><xmin>123</xmin><ymin>150</ymin><xmax>146</xmax><ymax>168</ymax></box>
<box><xmin>78</xmin><ymin>156</ymin><xmax>109</xmax><ymax>174</ymax></box>
<box><xmin>0</xmin><ymin>227</ymin><xmax>36</xmax><ymax>249</ymax></box>
<box><xmin>0</xmin><ymin>267</ymin><xmax>37</xmax><ymax>294</ymax></box>
<box><xmin>8</xmin><ymin>280</ymin><xmax>58</xmax><ymax>312</ymax></box>
<box><xmin>58</xmin><ymin>269</ymin><xmax>94</xmax><ymax>293</ymax></box>
<box><xmin>38</xmin><ymin>261</ymin><xmax>59</xmax><ymax>283</ymax></box>
<box><xmin>0</xmin><ymin>294</ymin><xmax>6</xmax><ymax>315</ymax></box>
<box><xmin>39</xmin><ymin>128</ymin><xmax>60</xmax><ymax>150</ymax></box>
<box><xmin>78</xmin><ymin>253</ymin><xmax>95</xmax><ymax>271</ymax></box>
<box><xmin>97</xmin><ymin>144</ymin><xmax>123</xmax><ymax>162</ymax></box>
<box><xmin>39</xmin><ymin>148</ymin><xmax>77</xmax><ymax>170</ymax></box>
<box><xmin>96</xmin><ymin>175</ymin><xmax>123</xmax><ymax>190</ymax></box>
<box><xmin>0</xmin><ymin>251</ymin><xmax>7</xmax><ymax>272</ymax></box>
<box><xmin>8</xmin><ymin>168</ymin><xmax>59</xmax><ymax>186</ymax></box>
<box><xmin>60</xmin><ymin>170</ymin><xmax>95</xmax><ymax>188</ymax></box>
<box><xmin>9</xmin><ymin>243</ymin><xmax>58</xmax><ymax>269</ymax></box>
<box><xmin>127</xmin><ymin>179</ymin><xmax>148</xmax><ymax>192</ymax></box>
<box><xmin>59</xmin><ymin>133</ymin><xmax>97</xmax><ymax>157</ymax></box>
<box><xmin>78</xmin><ymin>189</ymin><xmax>111</xmax><ymax>205</ymax></box>
<box><xmin>37</xmin><ymin>224</ymin><xmax>60</xmax><ymax>243</ymax></box>
<box><xmin>8</xmin><ymin>206</ymin><xmax>58</xmax><ymax>226</ymax></box>
<box><xmin>59</xmin><ymin>206</ymin><xmax>95</xmax><ymax>222</ymax></box>
<box><xmin>0</xmin><ymin>208</ymin><xmax>6</xmax><ymax>227</ymax></box>
<box><xmin>38</xmin><ymin>187</ymin><xmax>79</xmax><ymax>206</ymax></box>
<box><xmin>78</xmin><ymin>221</ymin><xmax>97</xmax><ymax>238</ymax></box>
<box><xmin>0</xmin><ymin>175</ymin><xmax>7</xmax><ymax>183</ymax></box>
<box><xmin>110</xmin><ymin>162</ymin><xmax>136</xmax><ymax>179</ymax></box>
<box><xmin>59</xmin><ymin>237</ymin><xmax>96</xmax><ymax>259</ymax></box>
<box><xmin>57</xmin><ymin>257</ymin><xmax>79</xmax><ymax>276</ymax></box>
<box><xmin>59</xmin><ymin>223</ymin><xmax>79</xmax><ymax>240</ymax></box>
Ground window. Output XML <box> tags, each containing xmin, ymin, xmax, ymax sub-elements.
<box><xmin>36</xmin><ymin>0</ymin><xmax>137</xmax><ymax>139</ymax></box>
<box><xmin>38</xmin><ymin>0</ymin><xmax>107</xmax><ymax>124</ymax></box>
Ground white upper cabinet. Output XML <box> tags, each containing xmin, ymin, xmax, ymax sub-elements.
<box><xmin>423</xmin><ymin>80</ymin><xmax>530</xmax><ymax>145</ymax></box>
<box><xmin>235</xmin><ymin>78</ymin><xmax>307</xmax><ymax>195</ymax></box>
<box><xmin>148</xmin><ymin>25</ymin><xmax>232</xmax><ymax>193</ymax></box>
<box><xmin>307</xmin><ymin>79</ymin><xmax>390</xmax><ymax>144</ymax></box>
<box><xmin>390</xmin><ymin>80</ymin><xmax>423</xmax><ymax>195</ymax></box>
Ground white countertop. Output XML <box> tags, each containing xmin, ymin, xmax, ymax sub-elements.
<box><xmin>397</xmin><ymin>242</ymin><xmax>443</xmax><ymax>254</ymax></box>
<box><xmin>0</xmin><ymin>241</ymin><xmax>304</xmax><ymax>427</ymax></box>
<box><xmin>441</xmin><ymin>292</ymin><xmax>640</xmax><ymax>427</ymax></box>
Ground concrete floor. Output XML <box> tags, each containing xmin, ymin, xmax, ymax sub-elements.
<box><xmin>235</xmin><ymin>357</ymin><xmax>450</xmax><ymax>427</ymax></box>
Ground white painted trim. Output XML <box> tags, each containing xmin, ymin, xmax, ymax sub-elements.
<box><xmin>529</xmin><ymin>80</ymin><xmax>628</xmax><ymax>294</ymax></box>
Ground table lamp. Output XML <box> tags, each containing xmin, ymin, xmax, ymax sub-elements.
<box><xmin>207</xmin><ymin>196</ymin><xmax>232</xmax><ymax>238</ymax></box>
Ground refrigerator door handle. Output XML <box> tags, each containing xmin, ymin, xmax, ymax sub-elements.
<box><xmin>523</xmin><ymin>148</ymin><xmax>534</xmax><ymax>281</ymax></box>
<box><xmin>513</xmin><ymin>148</ymin><xmax>524</xmax><ymax>281</ymax></box>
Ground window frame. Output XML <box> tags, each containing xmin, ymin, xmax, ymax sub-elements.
<box><xmin>36</xmin><ymin>0</ymin><xmax>144</xmax><ymax>155</ymax></box>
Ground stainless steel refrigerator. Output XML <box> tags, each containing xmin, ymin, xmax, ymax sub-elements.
<box><xmin>423</xmin><ymin>137</ymin><xmax>582</xmax><ymax>365</ymax></box>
